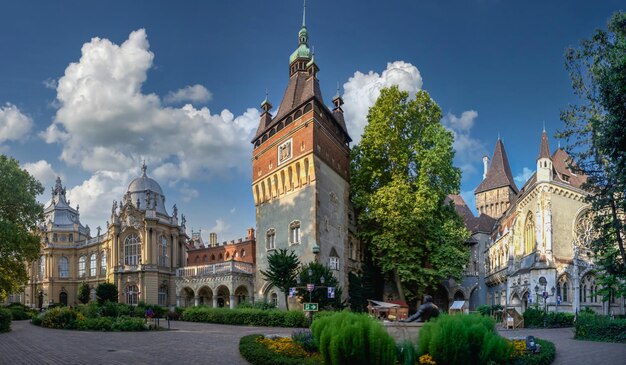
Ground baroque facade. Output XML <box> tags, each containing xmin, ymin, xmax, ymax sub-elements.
<box><xmin>19</xmin><ymin>165</ymin><xmax>188</xmax><ymax>308</ymax></box>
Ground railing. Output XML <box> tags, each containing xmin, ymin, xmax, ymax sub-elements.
<box><xmin>463</xmin><ymin>271</ymin><xmax>479</xmax><ymax>277</ymax></box>
<box><xmin>176</xmin><ymin>261</ymin><xmax>254</xmax><ymax>277</ymax></box>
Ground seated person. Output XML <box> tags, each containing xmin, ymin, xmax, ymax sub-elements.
<box><xmin>402</xmin><ymin>295</ymin><xmax>440</xmax><ymax>322</ymax></box>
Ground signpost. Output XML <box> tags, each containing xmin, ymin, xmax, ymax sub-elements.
<box><xmin>303</xmin><ymin>303</ymin><xmax>319</xmax><ymax>312</ymax></box>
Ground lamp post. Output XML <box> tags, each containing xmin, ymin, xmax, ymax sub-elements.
<box><xmin>535</xmin><ymin>282</ymin><xmax>556</xmax><ymax>327</ymax></box>
<box><xmin>295</xmin><ymin>269</ymin><xmax>327</xmax><ymax>325</ymax></box>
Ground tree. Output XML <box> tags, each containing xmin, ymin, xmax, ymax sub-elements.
<box><xmin>260</xmin><ymin>248</ymin><xmax>300</xmax><ymax>310</ymax></box>
<box><xmin>0</xmin><ymin>155</ymin><xmax>44</xmax><ymax>300</ymax></box>
<box><xmin>296</xmin><ymin>262</ymin><xmax>343</xmax><ymax>310</ymax></box>
<box><xmin>77</xmin><ymin>282</ymin><xmax>90</xmax><ymax>304</ymax></box>
<box><xmin>350</xmin><ymin>86</ymin><xmax>469</xmax><ymax>304</ymax></box>
<box><xmin>557</xmin><ymin>11</ymin><xmax>626</xmax><ymax>296</ymax></box>
<box><xmin>96</xmin><ymin>282</ymin><xmax>118</xmax><ymax>304</ymax></box>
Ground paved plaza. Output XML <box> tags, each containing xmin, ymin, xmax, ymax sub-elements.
<box><xmin>1</xmin><ymin>320</ymin><xmax>624</xmax><ymax>364</ymax></box>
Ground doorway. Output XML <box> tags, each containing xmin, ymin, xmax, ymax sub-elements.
<box><xmin>60</xmin><ymin>292</ymin><xmax>68</xmax><ymax>306</ymax></box>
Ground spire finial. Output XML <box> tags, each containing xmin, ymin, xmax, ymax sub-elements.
<box><xmin>497</xmin><ymin>131</ymin><xmax>500</xmax><ymax>141</ymax></box>
<box><xmin>302</xmin><ymin>0</ymin><xmax>306</xmax><ymax>27</ymax></box>
<box><xmin>543</xmin><ymin>120</ymin><xmax>546</xmax><ymax>133</ymax></box>
<box><xmin>335</xmin><ymin>82</ymin><xmax>340</xmax><ymax>98</ymax></box>
<box><xmin>141</xmin><ymin>160</ymin><xmax>147</xmax><ymax>176</ymax></box>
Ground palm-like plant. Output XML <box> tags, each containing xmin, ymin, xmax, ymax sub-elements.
<box><xmin>260</xmin><ymin>248</ymin><xmax>300</xmax><ymax>310</ymax></box>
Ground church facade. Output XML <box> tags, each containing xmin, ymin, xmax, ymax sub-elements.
<box><xmin>19</xmin><ymin>165</ymin><xmax>188</xmax><ymax>309</ymax></box>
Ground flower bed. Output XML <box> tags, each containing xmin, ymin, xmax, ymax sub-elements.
<box><xmin>239</xmin><ymin>334</ymin><xmax>323</xmax><ymax>365</ymax></box>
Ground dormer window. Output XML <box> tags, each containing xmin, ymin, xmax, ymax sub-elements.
<box><xmin>562</xmin><ymin>174</ymin><xmax>570</xmax><ymax>183</ymax></box>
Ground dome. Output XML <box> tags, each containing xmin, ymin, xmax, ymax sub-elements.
<box><xmin>126</xmin><ymin>163</ymin><xmax>169</xmax><ymax>216</ymax></box>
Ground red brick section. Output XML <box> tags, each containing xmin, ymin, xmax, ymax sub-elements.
<box><xmin>186</xmin><ymin>229</ymin><xmax>255</xmax><ymax>266</ymax></box>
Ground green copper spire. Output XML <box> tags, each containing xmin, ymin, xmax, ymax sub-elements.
<box><xmin>290</xmin><ymin>0</ymin><xmax>311</xmax><ymax>63</ymax></box>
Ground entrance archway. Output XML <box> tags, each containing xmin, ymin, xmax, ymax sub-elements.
<box><xmin>235</xmin><ymin>285</ymin><xmax>249</xmax><ymax>305</ymax></box>
<box><xmin>432</xmin><ymin>285</ymin><xmax>449</xmax><ymax>312</ymax></box>
<box><xmin>198</xmin><ymin>286</ymin><xmax>213</xmax><ymax>307</ymax></box>
<box><xmin>181</xmin><ymin>287</ymin><xmax>195</xmax><ymax>307</ymax></box>
<box><xmin>216</xmin><ymin>285</ymin><xmax>230</xmax><ymax>308</ymax></box>
<box><xmin>59</xmin><ymin>292</ymin><xmax>68</xmax><ymax>306</ymax></box>
<box><xmin>469</xmin><ymin>287</ymin><xmax>479</xmax><ymax>310</ymax></box>
<box><xmin>38</xmin><ymin>292</ymin><xmax>44</xmax><ymax>309</ymax></box>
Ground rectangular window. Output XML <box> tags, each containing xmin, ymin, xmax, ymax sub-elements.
<box><xmin>289</xmin><ymin>221</ymin><xmax>301</xmax><ymax>245</ymax></box>
<box><xmin>90</xmin><ymin>254</ymin><xmax>97</xmax><ymax>277</ymax></box>
<box><xmin>100</xmin><ymin>251</ymin><xmax>107</xmax><ymax>275</ymax></box>
<box><xmin>158</xmin><ymin>287</ymin><xmax>167</xmax><ymax>306</ymax></box>
<box><xmin>266</xmin><ymin>229</ymin><xmax>276</xmax><ymax>250</ymax></box>
<box><xmin>329</xmin><ymin>257</ymin><xmax>339</xmax><ymax>271</ymax></box>
<box><xmin>78</xmin><ymin>256</ymin><xmax>86</xmax><ymax>277</ymax></box>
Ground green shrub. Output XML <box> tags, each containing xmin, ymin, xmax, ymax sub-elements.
<box><xmin>545</xmin><ymin>312</ymin><xmax>574</xmax><ymax>327</ymax></box>
<box><xmin>182</xmin><ymin>307</ymin><xmax>308</xmax><ymax>327</ymax></box>
<box><xmin>575</xmin><ymin>313</ymin><xmax>626</xmax><ymax>343</ymax></box>
<box><xmin>77</xmin><ymin>302</ymin><xmax>100</xmax><ymax>318</ymax></box>
<box><xmin>238</xmin><ymin>300</ymin><xmax>277</xmax><ymax>310</ymax></box>
<box><xmin>418</xmin><ymin>314</ymin><xmax>512</xmax><ymax>365</ymax></box>
<box><xmin>311</xmin><ymin>311</ymin><xmax>396</xmax><ymax>365</ymax></box>
<box><xmin>396</xmin><ymin>340</ymin><xmax>417</xmax><ymax>365</ymax></box>
<box><xmin>579</xmin><ymin>306</ymin><xmax>596</xmax><ymax>315</ymax></box>
<box><xmin>239</xmin><ymin>334</ymin><xmax>323</xmax><ymax>365</ymax></box>
<box><xmin>0</xmin><ymin>308</ymin><xmax>12</xmax><ymax>332</ymax></box>
<box><xmin>31</xmin><ymin>315</ymin><xmax>42</xmax><ymax>326</ymax></box>
<box><xmin>77</xmin><ymin>317</ymin><xmax>114</xmax><ymax>331</ymax></box>
<box><xmin>39</xmin><ymin>307</ymin><xmax>78</xmax><ymax>329</ymax></box>
<box><xmin>95</xmin><ymin>282</ymin><xmax>118</xmax><ymax>304</ymax></box>
<box><xmin>524</xmin><ymin>308</ymin><xmax>575</xmax><ymax>328</ymax></box>
<box><xmin>112</xmin><ymin>317</ymin><xmax>146</xmax><ymax>331</ymax></box>
<box><xmin>476</xmin><ymin>304</ymin><xmax>492</xmax><ymax>316</ymax></box>
<box><xmin>511</xmin><ymin>339</ymin><xmax>556</xmax><ymax>365</ymax></box>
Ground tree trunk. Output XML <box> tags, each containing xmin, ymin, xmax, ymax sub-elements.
<box><xmin>284</xmin><ymin>292</ymin><xmax>290</xmax><ymax>311</ymax></box>
<box><xmin>393</xmin><ymin>268</ymin><xmax>405</xmax><ymax>302</ymax></box>
<box><xmin>609</xmin><ymin>195</ymin><xmax>626</xmax><ymax>271</ymax></box>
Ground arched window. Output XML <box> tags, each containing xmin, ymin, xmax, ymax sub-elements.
<box><xmin>226</xmin><ymin>252</ymin><xmax>230</xmax><ymax>260</ymax></box>
<box><xmin>90</xmin><ymin>253</ymin><xmax>97</xmax><ymax>276</ymax></box>
<box><xmin>241</xmin><ymin>249</ymin><xmax>246</xmax><ymax>257</ymax></box>
<box><xmin>78</xmin><ymin>255</ymin><xmax>86</xmax><ymax>277</ymax></box>
<box><xmin>219</xmin><ymin>253</ymin><xmax>223</xmax><ymax>260</ymax></box>
<box><xmin>38</xmin><ymin>255</ymin><xmax>45</xmax><ymax>280</ymax></box>
<box><xmin>289</xmin><ymin>220</ymin><xmax>301</xmax><ymax>245</ymax></box>
<box><xmin>203</xmin><ymin>255</ymin><xmax>207</xmax><ymax>262</ymax></box>
<box><xmin>59</xmin><ymin>256</ymin><xmax>69</xmax><ymax>278</ymax></box>
<box><xmin>266</xmin><ymin>228</ymin><xmax>276</xmax><ymax>250</ymax></box>
<box><xmin>100</xmin><ymin>251</ymin><xmax>107</xmax><ymax>275</ymax></box>
<box><xmin>126</xmin><ymin>284</ymin><xmax>139</xmax><ymax>305</ymax></box>
<box><xmin>524</xmin><ymin>212</ymin><xmax>535</xmax><ymax>255</ymax></box>
<box><xmin>158</xmin><ymin>236</ymin><xmax>168</xmax><ymax>267</ymax></box>
<box><xmin>211</xmin><ymin>254</ymin><xmax>215</xmax><ymax>261</ymax></box>
<box><xmin>124</xmin><ymin>234</ymin><xmax>140</xmax><ymax>266</ymax></box>
<box><xmin>562</xmin><ymin>282</ymin><xmax>568</xmax><ymax>302</ymax></box>
<box><xmin>270</xmin><ymin>292</ymin><xmax>278</xmax><ymax>306</ymax></box>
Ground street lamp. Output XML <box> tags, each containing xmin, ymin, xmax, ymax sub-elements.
<box><xmin>535</xmin><ymin>280</ymin><xmax>556</xmax><ymax>327</ymax></box>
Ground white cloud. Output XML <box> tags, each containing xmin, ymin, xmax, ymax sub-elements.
<box><xmin>42</xmin><ymin>29</ymin><xmax>260</xmax><ymax>181</ymax></box>
<box><xmin>514</xmin><ymin>167</ymin><xmax>534</xmax><ymax>186</ymax></box>
<box><xmin>342</xmin><ymin>61</ymin><xmax>423</xmax><ymax>144</ymax></box>
<box><xmin>164</xmin><ymin>84</ymin><xmax>212</xmax><ymax>104</ymax></box>
<box><xmin>66</xmin><ymin>170</ymin><xmax>133</xmax><ymax>230</ymax></box>
<box><xmin>180</xmin><ymin>183</ymin><xmax>199</xmax><ymax>202</ymax></box>
<box><xmin>22</xmin><ymin>160</ymin><xmax>63</xmax><ymax>194</ymax></box>
<box><xmin>442</xmin><ymin>110</ymin><xmax>486</xmax><ymax>177</ymax></box>
<box><xmin>208</xmin><ymin>218</ymin><xmax>230</xmax><ymax>237</ymax></box>
<box><xmin>0</xmin><ymin>103</ymin><xmax>33</xmax><ymax>144</ymax></box>
<box><xmin>43</xmin><ymin>78</ymin><xmax>57</xmax><ymax>89</ymax></box>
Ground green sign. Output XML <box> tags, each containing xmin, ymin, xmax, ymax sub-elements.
<box><xmin>303</xmin><ymin>303</ymin><xmax>319</xmax><ymax>312</ymax></box>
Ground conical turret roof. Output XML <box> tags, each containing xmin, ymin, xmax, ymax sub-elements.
<box><xmin>475</xmin><ymin>139</ymin><xmax>519</xmax><ymax>194</ymax></box>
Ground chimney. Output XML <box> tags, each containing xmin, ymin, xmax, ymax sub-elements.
<box><xmin>482</xmin><ymin>156</ymin><xmax>489</xmax><ymax>179</ymax></box>
<box><xmin>230</xmin><ymin>240</ymin><xmax>235</xmax><ymax>245</ymax></box>
<box><xmin>222</xmin><ymin>241</ymin><xmax>227</xmax><ymax>246</ymax></box>
<box><xmin>209</xmin><ymin>232</ymin><xmax>217</xmax><ymax>247</ymax></box>
<box><xmin>247</xmin><ymin>227</ymin><xmax>255</xmax><ymax>240</ymax></box>
<box><xmin>238</xmin><ymin>238</ymin><xmax>242</xmax><ymax>243</ymax></box>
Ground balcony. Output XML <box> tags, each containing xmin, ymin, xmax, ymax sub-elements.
<box><xmin>176</xmin><ymin>261</ymin><xmax>254</xmax><ymax>277</ymax></box>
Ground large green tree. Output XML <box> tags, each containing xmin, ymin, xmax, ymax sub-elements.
<box><xmin>557</xmin><ymin>11</ymin><xmax>626</xmax><ymax>297</ymax></box>
<box><xmin>0</xmin><ymin>155</ymin><xmax>44</xmax><ymax>300</ymax></box>
<box><xmin>350</xmin><ymin>86</ymin><xmax>469</xmax><ymax>303</ymax></box>
<box><xmin>296</xmin><ymin>262</ymin><xmax>343</xmax><ymax>310</ymax></box>
<box><xmin>260</xmin><ymin>248</ymin><xmax>300</xmax><ymax>310</ymax></box>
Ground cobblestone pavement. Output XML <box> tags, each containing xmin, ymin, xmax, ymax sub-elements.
<box><xmin>0</xmin><ymin>320</ymin><xmax>295</xmax><ymax>365</ymax></box>
<box><xmin>498</xmin><ymin>327</ymin><xmax>626</xmax><ymax>365</ymax></box>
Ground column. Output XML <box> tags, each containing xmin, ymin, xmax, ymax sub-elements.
<box><xmin>229</xmin><ymin>295</ymin><xmax>235</xmax><ymax>309</ymax></box>
<box><xmin>151</xmin><ymin>228</ymin><xmax>157</xmax><ymax>264</ymax></box>
<box><xmin>212</xmin><ymin>296</ymin><xmax>218</xmax><ymax>308</ymax></box>
<box><xmin>194</xmin><ymin>295</ymin><xmax>199</xmax><ymax>307</ymax></box>
<box><xmin>176</xmin><ymin>295</ymin><xmax>181</xmax><ymax>307</ymax></box>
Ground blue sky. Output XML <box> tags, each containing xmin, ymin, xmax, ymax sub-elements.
<box><xmin>0</xmin><ymin>0</ymin><xmax>622</xmax><ymax>241</ymax></box>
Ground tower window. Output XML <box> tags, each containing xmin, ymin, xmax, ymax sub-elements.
<box><xmin>289</xmin><ymin>221</ymin><xmax>301</xmax><ymax>245</ymax></box>
<box><xmin>329</xmin><ymin>257</ymin><xmax>339</xmax><ymax>271</ymax></box>
<box><xmin>266</xmin><ymin>228</ymin><xmax>276</xmax><ymax>250</ymax></box>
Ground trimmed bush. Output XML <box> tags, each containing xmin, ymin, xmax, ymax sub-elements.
<box><xmin>575</xmin><ymin>313</ymin><xmax>626</xmax><ymax>343</ymax></box>
<box><xmin>239</xmin><ymin>334</ymin><xmax>323</xmax><ymax>365</ymax></box>
<box><xmin>238</xmin><ymin>300</ymin><xmax>277</xmax><ymax>310</ymax></box>
<box><xmin>182</xmin><ymin>307</ymin><xmax>308</xmax><ymax>327</ymax></box>
<box><xmin>310</xmin><ymin>311</ymin><xmax>396</xmax><ymax>365</ymax></box>
<box><xmin>418</xmin><ymin>314</ymin><xmax>512</xmax><ymax>365</ymax></box>
<box><xmin>523</xmin><ymin>308</ymin><xmax>574</xmax><ymax>328</ymax></box>
<box><xmin>0</xmin><ymin>308</ymin><xmax>12</xmax><ymax>332</ymax></box>
<box><xmin>95</xmin><ymin>282</ymin><xmax>118</xmax><ymax>304</ymax></box>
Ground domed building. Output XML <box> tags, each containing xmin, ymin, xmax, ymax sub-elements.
<box><xmin>20</xmin><ymin>164</ymin><xmax>188</xmax><ymax>308</ymax></box>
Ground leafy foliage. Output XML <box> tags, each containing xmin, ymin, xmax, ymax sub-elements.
<box><xmin>0</xmin><ymin>155</ymin><xmax>44</xmax><ymax>300</ymax></box>
<box><xmin>0</xmin><ymin>307</ymin><xmax>12</xmax><ymax>332</ymax></box>
<box><xmin>260</xmin><ymin>248</ymin><xmax>300</xmax><ymax>310</ymax></box>
<box><xmin>417</xmin><ymin>314</ymin><xmax>512</xmax><ymax>365</ymax></box>
<box><xmin>310</xmin><ymin>311</ymin><xmax>396</xmax><ymax>365</ymax></box>
<box><xmin>296</xmin><ymin>262</ymin><xmax>344</xmax><ymax>310</ymax></box>
<box><xmin>239</xmin><ymin>334</ymin><xmax>323</xmax><ymax>365</ymax></box>
<box><xmin>95</xmin><ymin>282</ymin><xmax>118</xmax><ymax>304</ymax></box>
<box><xmin>523</xmin><ymin>308</ymin><xmax>575</xmax><ymax>328</ymax></box>
<box><xmin>77</xmin><ymin>282</ymin><xmax>90</xmax><ymax>304</ymax></box>
<box><xmin>557</xmin><ymin>11</ymin><xmax>626</xmax><ymax>296</ymax></box>
<box><xmin>237</xmin><ymin>299</ymin><xmax>277</xmax><ymax>310</ymax></box>
<box><xmin>575</xmin><ymin>313</ymin><xmax>626</xmax><ymax>343</ymax></box>
<box><xmin>181</xmin><ymin>306</ymin><xmax>308</xmax><ymax>328</ymax></box>
<box><xmin>511</xmin><ymin>339</ymin><xmax>556</xmax><ymax>365</ymax></box>
<box><xmin>350</xmin><ymin>86</ymin><xmax>469</xmax><ymax>302</ymax></box>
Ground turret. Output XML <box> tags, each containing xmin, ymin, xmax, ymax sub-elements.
<box><xmin>536</xmin><ymin>129</ymin><xmax>552</xmax><ymax>183</ymax></box>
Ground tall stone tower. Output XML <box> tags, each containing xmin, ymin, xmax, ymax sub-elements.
<box><xmin>475</xmin><ymin>138</ymin><xmax>518</xmax><ymax>219</ymax></box>
<box><xmin>251</xmin><ymin>3</ymin><xmax>352</xmax><ymax>307</ymax></box>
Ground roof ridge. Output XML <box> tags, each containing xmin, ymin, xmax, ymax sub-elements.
<box><xmin>475</xmin><ymin>139</ymin><xmax>519</xmax><ymax>194</ymax></box>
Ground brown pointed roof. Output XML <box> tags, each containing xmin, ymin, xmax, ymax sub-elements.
<box><xmin>551</xmin><ymin>148</ymin><xmax>588</xmax><ymax>188</ymax></box>
<box><xmin>446</xmin><ymin>194</ymin><xmax>496</xmax><ymax>234</ymax></box>
<box><xmin>475</xmin><ymin>139</ymin><xmax>519</xmax><ymax>194</ymax></box>
<box><xmin>538</xmin><ymin>130</ymin><xmax>551</xmax><ymax>159</ymax></box>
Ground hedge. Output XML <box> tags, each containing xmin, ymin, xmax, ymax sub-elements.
<box><xmin>310</xmin><ymin>311</ymin><xmax>396</xmax><ymax>365</ymax></box>
<box><xmin>4</xmin><ymin>303</ymin><xmax>37</xmax><ymax>320</ymax></box>
<box><xmin>182</xmin><ymin>307</ymin><xmax>308</xmax><ymax>327</ymax></box>
<box><xmin>0</xmin><ymin>308</ymin><xmax>12</xmax><ymax>332</ymax></box>
<box><xmin>575</xmin><ymin>313</ymin><xmax>626</xmax><ymax>343</ymax></box>
<box><xmin>523</xmin><ymin>308</ymin><xmax>574</xmax><ymax>328</ymax></box>
<box><xmin>32</xmin><ymin>306</ymin><xmax>148</xmax><ymax>331</ymax></box>
<box><xmin>239</xmin><ymin>334</ymin><xmax>323</xmax><ymax>365</ymax></box>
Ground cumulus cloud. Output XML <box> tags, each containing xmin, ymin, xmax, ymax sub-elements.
<box><xmin>514</xmin><ymin>167</ymin><xmax>534</xmax><ymax>186</ymax></box>
<box><xmin>0</xmin><ymin>103</ymin><xmax>33</xmax><ymax>144</ymax></box>
<box><xmin>43</xmin><ymin>78</ymin><xmax>58</xmax><ymax>89</ymax></box>
<box><xmin>41</xmin><ymin>29</ymin><xmax>260</xmax><ymax>182</ymax></box>
<box><xmin>22</xmin><ymin>160</ymin><xmax>63</xmax><ymax>195</ymax></box>
<box><xmin>208</xmin><ymin>218</ymin><xmax>230</xmax><ymax>237</ymax></box>
<box><xmin>164</xmin><ymin>84</ymin><xmax>212</xmax><ymax>104</ymax></box>
<box><xmin>180</xmin><ymin>183</ymin><xmax>199</xmax><ymax>202</ymax></box>
<box><xmin>442</xmin><ymin>110</ymin><xmax>487</xmax><ymax>177</ymax></box>
<box><xmin>342</xmin><ymin>61</ymin><xmax>423</xmax><ymax>144</ymax></box>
